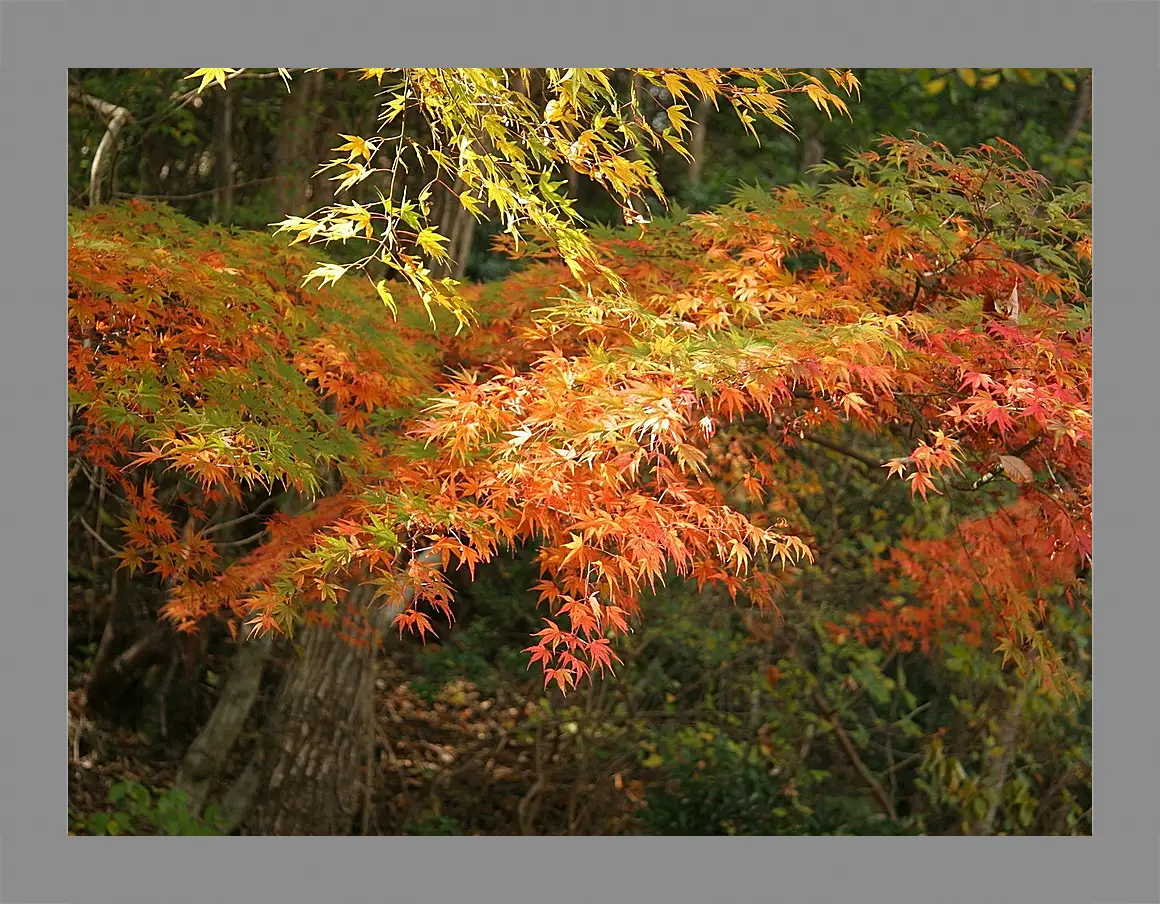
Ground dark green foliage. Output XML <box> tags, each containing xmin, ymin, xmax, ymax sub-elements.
<box><xmin>641</xmin><ymin>739</ymin><xmax>920</xmax><ymax>835</ymax></box>
<box><xmin>77</xmin><ymin>781</ymin><xmax>222</xmax><ymax>836</ymax></box>
<box><xmin>403</xmin><ymin>813</ymin><xmax>464</xmax><ymax>835</ymax></box>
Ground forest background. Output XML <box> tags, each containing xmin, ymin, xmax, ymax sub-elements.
<box><xmin>67</xmin><ymin>67</ymin><xmax>1092</xmax><ymax>836</ymax></box>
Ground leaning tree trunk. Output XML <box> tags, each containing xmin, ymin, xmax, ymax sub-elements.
<box><xmin>211</xmin><ymin>89</ymin><xmax>235</xmax><ymax>223</ymax></box>
<box><xmin>969</xmin><ymin>684</ymin><xmax>1027</xmax><ymax>835</ymax></box>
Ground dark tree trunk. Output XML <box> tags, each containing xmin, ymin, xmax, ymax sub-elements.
<box><xmin>430</xmin><ymin>175</ymin><xmax>475</xmax><ymax>281</ymax></box>
<box><xmin>687</xmin><ymin>97</ymin><xmax>711</xmax><ymax>188</ymax></box>
<box><xmin>68</xmin><ymin>86</ymin><xmax>134</xmax><ymax>207</ymax></box>
<box><xmin>273</xmin><ymin>74</ymin><xmax>322</xmax><ymax>216</ymax></box>
<box><xmin>176</xmin><ymin>632</ymin><xmax>273</xmax><ymax>814</ymax></box>
<box><xmin>306</xmin><ymin>72</ymin><xmax>340</xmax><ymax>211</ymax></box>
<box><xmin>211</xmin><ymin>90</ymin><xmax>235</xmax><ymax>222</ymax></box>
<box><xmin>626</xmin><ymin>73</ymin><xmax>652</xmax><ymax>221</ymax></box>
<box><xmin>970</xmin><ymin>687</ymin><xmax>1025</xmax><ymax>835</ymax></box>
<box><xmin>800</xmin><ymin>119</ymin><xmax>826</xmax><ymax>182</ymax></box>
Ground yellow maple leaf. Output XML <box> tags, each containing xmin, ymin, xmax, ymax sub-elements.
<box><xmin>186</xmin><ymin>68</ymin><xmax>236</xmax><ymax>92</ymax></box>
<box><xmin>336</xmin><ymin>134</ymin><xmax>373</xmax><ymax>162</ymax></box>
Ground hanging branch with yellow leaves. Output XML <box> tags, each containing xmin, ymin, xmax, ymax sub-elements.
<box><xmin>186</xmin><ymin>67</ymin><xmax>861</xmax><ymax>329</ymax></box>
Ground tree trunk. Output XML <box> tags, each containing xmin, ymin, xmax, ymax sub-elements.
<box><xmin>240</xmin><ymin>583</ymin><xmax>397</xmax><ymax>835</ymax></box>
<box><xmin>273</xmin><ymin>74</ymin><xmax>322</xmax><ymax>216</ymax></box>
<box><xmin>970</xmin><ymin>687</ymin><xmax>1026</xmax><ymax>835</ymax></box>
<box><xmin>1050</xmin><ymin>71</ymin><xmax>1092</xmax><ymax>180</ymax></box>
<box><xmin>687</xmin><ymin>97</ymin><xmax>711</xmax><ymax>188</ymax></box>
<box><xmin>430</xmin><ymin>175</ymin><xmax>475</xmax><ymax>281</ymax></box>
<box><xmin>306</xmin><ymin>72</ymin><xmax>340</xmax><ymax>211</ymax></box>
<box><xmin>175</xmin><ymin>632</ymin><xmax>274</xmax><ymax>814</ymax></box>
<box><xmin>68</xmin><ymin>86</ymin><xmax>134</xmax><ymax>206</ymax></box>
<box><xmin>211</xmin><ymin>90</ymin><xmax>235</xmax><ymax>222</ymax></box>
<box><xmin>800</xmin><ymin>119</ymin><xmax>826</xmax><ymax>182</ymax></box>
<box><xmin>626</xmin><ymin>73</ymin><xmax>652</xmax><ymax>221</ymax></box>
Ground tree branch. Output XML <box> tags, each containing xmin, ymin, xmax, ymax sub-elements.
<box><xmin>1056</xmin><ymin>72</ymin><xmax>1092</xmax><ymax>165</ymax></box>
<box><xmin>68</xmin><ymin>86</ymin><xmax>134</xmax><ymax>206</ymax></box>
<box><xmin>952</xmin><ymin>437</ymin><xmax>1042</xmax><ymax>492</ymax></box>
<box><xmin>688</xmin><ymin>97</ymin><xmax>712</xmax><ymax>187</ymax></box>
<box><xmin>175</xmin><ymin>632</ymin><xmax>274</xmax><ymax>813</ymax></box>
<box><xmin>811</xmin><ymin>687</ymin><xmax>898</xmax><ymax>821</ymax></box>
<box><xmin>800</xmin><ymin>432</ymin><xmax>884</xmax><ymax>470</ymax></box>
<box><xmin>78</xmin><ymin>514</ymin><xmax>119</xmax><ymax>556</ymax></box>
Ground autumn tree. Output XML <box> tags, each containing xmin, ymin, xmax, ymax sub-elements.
<box><xmin>68</xmin><ymin>69</ymin><xmax>1089</xmax><ymax>834</ymax></box>
<box><xmin>70</xmin><ymin>68</ymin><xmax>865</xmax><ymax>834</ymax></box>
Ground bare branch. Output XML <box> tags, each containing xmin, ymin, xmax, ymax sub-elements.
<box><xmin>800</xmin><ymin>431</ymin><xmax>884</xmax><ymax>470</ymax></box>
<box><xmin>77</xmin><ymin>514</ymin><xmax>119</xmax><ymax>557</ymax></box>
<box><xmin>1058</xmin><ymin>73</ymin><xmax>1092</xmax><ymax>161</ymax></box>
<box><xmin>68</xmin><ymin>86</ymin><xmax>134</xmax><ymax>206</ymax></box>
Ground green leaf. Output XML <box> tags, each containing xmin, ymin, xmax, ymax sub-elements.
<box><xmin>416</xmin><ymin>228</ymin><xmax>450</xmax><ymax>261</ymax></box>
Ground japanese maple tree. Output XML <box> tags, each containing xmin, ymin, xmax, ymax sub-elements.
<box><xmin>70</xmin><ymin>127</ymin><xmax>1089</xmax><ymax>695</ymax></box>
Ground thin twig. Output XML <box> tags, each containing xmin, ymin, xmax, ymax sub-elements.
<box><xmin>801</xmin><ymin>431</ymin><xmax>883</xmax><ymax>470</ymax></box>
<box><xmin>78</xmin><ymin>515</ymin><xmax>119</xmax><ymax>557</ymax></box>
<box><xmin>216</xmin><ymin>530</ymin><xmax>270</xmax><ymax>550</ymax></box>
<box><xmin>114</xmin><ymin>177</ymin><xmax>277</xmax><ymax>204</ymax></box>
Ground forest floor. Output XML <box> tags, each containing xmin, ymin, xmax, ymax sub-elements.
<box><xmin>68</xmin><ymin>650</ymin><xmax>647</xmax><ymax>836</ymax></box>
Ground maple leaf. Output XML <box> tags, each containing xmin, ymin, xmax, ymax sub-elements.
<box><xmin>586</xmin><ymin>637</ymin><xmax>622</xmax><ymax>676</ymax></box>
<box><xmin>884</xmin><ymin>458</ymin><xmax>909</xmax><ymax>479</ymax></box>
<box><xmin>393</xmin><ymin>609</ymin><xmax>436</xmax><ymax>641</ymax></box>
<box><xmin>560</xmin><ymin>533</ymin><xmax>587</xmax><ymax>567</ymax></box>
<box><xmin>373</xmin><ymin>280</ymin><xmax>397</xmax><ymax>315</ymax></box>
<box><xmin>336</xmin><ymin>133</ymin><xmax>374</xmax><ymax>162</ymax></box>
<box><xmin>187</xmin><ymin>68</ymin><xmax>237</xmax><ymax>92</ymax></box>
<box><xmin>507</xmin><ymin>426</ymin><xmax>535</xmax><ymax>447</ymax></box>
<box><xmin>416</xmin><ymin>228</ymin><xmax>451</xmax><ymax>262</ymax></box>
<box><xmin>907</xmin><ymin>470</ymin><xmax>938</xmax><ymax>501</ymax></box>
<box><xmin>543</xmin><ymin>667</ymin><xmax>576</xmax><ymax>693</ymax></box>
